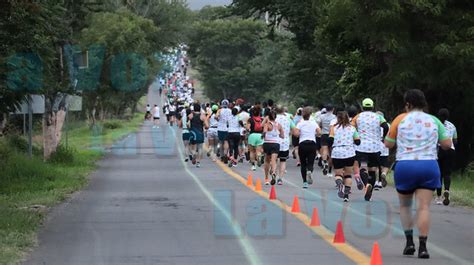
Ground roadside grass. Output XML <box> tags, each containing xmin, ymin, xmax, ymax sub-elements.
<box><xmin>0</xmin><ymin>113</ymin><xmax>144</xmax><ymax>265</ymax></box>
<box><xmin>386</xmin><ymin>168</ymin><xmax>474</xmax><ymax>207</ymax></box>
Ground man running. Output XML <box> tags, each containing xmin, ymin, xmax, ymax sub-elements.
<box><xmin>152</xmin><ymin>104</ymin><xmax>161</xmax><ymax>129</ymax></box>
<box><xmin>436</xmin><ymin>108</ymin><xmax>458</xmax><ymax>206</ymax></box>
<box><xmin>352</xmin><ymin>98</ymin><xmax>389</xmax><ymax>201</ymax></box>
<box><xmin>318</xmin><ymin>105</ymin><xmax>336</xmax><ymax>176</ymax></box>
<box><xmin>188</xmin><ymin>104</ymin><xmax>209</xmax><ymax>168</ymax></box>
<box><xmin>247</xmin><ymin>106</ymin><xmax>264</xmax><ymax>171</ymax></box>
<box><xmin>216</xmin><ymin>100</ymin><xmax>232</xmax><ymax>163</ymax></box>
<box><xmin>178</xmin><ymin>104</ymin><xmax>192</xmax><ymax>162</ymax></box>
<box><xmin>275</xmin><ymin>105</ymin><xmax>294</xmax><ymax>185</ymax></box>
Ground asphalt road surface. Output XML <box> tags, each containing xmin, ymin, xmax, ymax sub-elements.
<box><xmin>24</xmin><ymin>83</ymin><xmax>474</xmax><ymax>265</ymax></box>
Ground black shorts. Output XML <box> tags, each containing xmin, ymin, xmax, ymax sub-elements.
<box><xmin>356</xmin><ymin>151</ymin><xmax>381</xmax><ymax>168</ymax></box>
<box><xmin>332</xmin><ymin>156</ymin><xmax>356</xmax><ymax>170</ymax></box>
<box><xmin>316</xmin><ymin>136</ymin><xmax>321</xmax><ymax>150</ymax></box>
<box><xmin>292</xmin><ymin>136</ymin><xmax>300</xmax><ymax>147</ymax></box>
<box><xmin>320</xmin><ymin>134</ymin><xmax>331</xmax><ymax>147</ymax></box>
<box><xmin>169</xmin><ymin>111</ymin><xmax>176</xmax><ymax>117</ymax></box>
<box><xmin>153</xmin><ymin>117</ymin><xmax>160</xmax><ymax>120</ymax></box>
<box><xmin>379</xmin><ymin>155</ymin><xmax>391</xmax><ymax>168</ymax></box>
<box><xmin>278</xmin><ymin>150</ymin><xmax>290</xmax><ymax>161</ymax></box>
<box><xmin>263</xmin><ymin>143</ymin><xmax>280</xmax><ymax>155</ymax></box>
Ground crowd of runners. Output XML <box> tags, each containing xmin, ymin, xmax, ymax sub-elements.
<box><xmin>154</xmin><ymin>48</ymin><xmax>458</xmax><ymax>260</ymax></box>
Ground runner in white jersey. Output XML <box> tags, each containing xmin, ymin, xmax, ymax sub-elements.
<box><xmin>317</xmin><ymin>105</ymin><xmax>337</xmax><ymax>176</ymax></box>
<box><xmin>152</xmin><ymin>105</ymin><xmax>160</xmax><ymax>129</ymax></box>
<box><xmin>206</xmin><ymin>105</ymin><xmax>219</xmax><ymax>161</ymax></box>
<box><xmin>179</xmin><ymin>105</ymin><xmax>192</xmax><ymax>162</ymax></box>
<box><xmin>275</xmin><ymin>106</ymin><xmax>295</xmax><ymax>185</ymax></box>
<box><xmin>216</xmin><ymin>100</ymin><xmax>232</xmax><ymax>163</ymax></box>
<box><xmin>435</xmin><ymin>108</ymin><xmax>458</xmax><ymax>206</ymax></box>
<box><xmin>352</xmin><ymin>98</ymin><xmax>389</xmax><ymax>201</ymax></box>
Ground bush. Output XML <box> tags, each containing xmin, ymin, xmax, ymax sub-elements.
<box><xmin>103</xmin><ymin>120</ymin><xmax>123</xmax><ymax>130</ymax></box>
<box><xmin>48</xmin><ymin>145</ymin><xmax>75</xmax><ymax>165</ymax></box>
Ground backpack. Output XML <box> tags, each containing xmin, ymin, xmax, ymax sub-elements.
<box><xmin>251</xmin><ymin>116</ymin><xmax>263</xmax><ymax>133</ymax></box>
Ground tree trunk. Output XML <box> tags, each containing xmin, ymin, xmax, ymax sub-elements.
<box><xmin>43</xmin><ymin>109</ymin><xmax>66</xmax><ymax>160</ymax></box>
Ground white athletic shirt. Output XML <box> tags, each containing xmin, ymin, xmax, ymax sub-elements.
<box><xmin>169</xmin><ymin>105</ymin><xmax>176</xmax><ymax>112</ymax></box>
<box><xmin>217</xmin><ymin>108</ymin><xmax>232</xmax><ymax>132</ymax></box>
<box><xmin>208</xmin><ymin>113</ymin><xmax>218</xmax><ymax>130</ymax></box>
<box><xmin>330</xmin><ymin>125</ymin><xmax>359</xmax><ymax>159</ymax></box>
<box><xmin>353</xmin><ymin>111</ymin><xmax>386</xmax><ymax>153</ymax></box>
<box><xmin>228</xmin><ymin>115</ymin><xmax>241</xmax><ymax>133</ymax></box>
<box><xmin>276</xmin><ymin>114</ymin><xmax>292</xmax><ymax>151</ymax></box>
<box><xmin>153</xmin><ymin>107</ymin><xmax>160</xmax><ymax>118</ymax></box>
<box><xmin>296</xmin><ymin>120</ymin><xmax>319</xmax><ymax>143</ymax></box>
<box><xmin>146</xmin><ymin>106</ymin><xmax>151</xmax><ymax>112</ymax></box>
<box><xmin>181</xmin><ymin>109</ymin><xmax>189</xmax><ymax>131</ymax></box>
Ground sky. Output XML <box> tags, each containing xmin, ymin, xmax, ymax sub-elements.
<box><xmin>187</xmin><ymin>0</ymin><xmax>232</xmax><ymax>10</ymax></box>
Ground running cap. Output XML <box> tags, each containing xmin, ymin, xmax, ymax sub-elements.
<box><xmin>211</xmin><ymin>105</ymin><xmax>219</xmax><ymax>111</ymax></box>
<box><xmin>362</xmin><ymin>98</ymin><xmax>374</xmax><ymax>108</ymax></box>
<box><xmin>321</xmin><ymin>108</ymin><xmax>327</xmax><ymax>114</ymax></box>
<box><xmin>221</xmin><ymin>99</ymin><xmax>229</xmax><ymax>106</ymax></box>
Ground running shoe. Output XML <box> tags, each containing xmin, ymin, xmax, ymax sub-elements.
<box><xmin>374</xmin><ymin>181</ymin><xmax>382</xmax><ymax>191</ymax></box>
<box><xmin>233</xmin><ymin>162</ymin><xmax>238</xmax><ymax>168</ymax></box>
<box><xmin>196</xmin><ymin>162</ymin><xmax>201</xmax><ymax>168</ymax></box>
<box><xmin>189</xmin><ymin>155</ymin><xmax>193</xmax><ymax>162</ymax></box>
<box><xmin>265</xmin><ymin>178</ymin><xmax>270</xmax><ymax>185</ymax></box>
<box><xmin>318</xmin><ymin>158</ymin><xmax>323</xmax><ymax>168</ymax></box>
<box><xmin>260</xmin><ymin>155</ymin><xmax>265</xmax><ymax>166</ymax></box>
<box><xmin>307</xmin><ymin>171</ymin><xmax>313</xmax><ymax>185</ymax></box>
<box><xmin>239</xmin><ymin>157</ymin><xmax>244</xmax><ymax>163</ymax></box>
<box><xmin>192</xmin><ymin>155</ymin><xmax>197</xmax><ymax>165</ymax></box>
<box><xmin>251</xmin><ymin>164</ymin><xmax>257</xmax><ymax>171</ymax></box>
<box><xmin>418</xmin><ymin>247</ymin><xmax>430</xmax><ymax>259</ymax></box>
<box><xmin>443</xmin><ymin>190</ymin><xmax>450</xmax><ymax>206</ymax></box>
<box><xmin>292</xmin><ymin>150</ymin><xmax>296</xmax><ymax>159</ymax></box>
<box><xmin>403</xmin><ymin>243</ymin><xmax>416</xmax><ymax>256</ymax></box>
<box><xmin>343</xmin><ymin>194</ymin><xmax>349</xmax><ymax>202</ymax></box>
<box><xmin>364</xmin><ymin>184</ymin><xmax>373</xmax><ymax>201</ymax></box>
<box><xmin>277</xmin><ymin>178</ymin><xmax>283</xmax><ymax>185</ymax></box>
<box><xmin>380</xmin><ymin>174</ymin><xmax>388</xmax><ymax>187</ymax></box>
<box><xmin>270</xmin><ymin>173</ymin><xmax>276</xmax><ymax>186</ymax></box>
<box><xmin>322</xmin><ymin>164</ymin><xmax>328</xmax><ymax>176</ymax></box>
<box><xmin>354</xmin><ymin>175</ymin><xmax>364</xmax><ymax>190</ymax></box>
<box><xmin>435</xmin><ymin>196</ymin><xmax>443</xmax><ymax>205</ymax></box>
<box><xmin>327</xmin><ymin>173</ymin><xmax>333</xmax><ymax>178</ymax></box>
<box><xmin>303</xmin><ymin>182</ymin><xmax>309</xmax><ymax>189</ymax></box>
<box><xmin>257</xmin><ymin>155</ymin><xmax>263</xmax><ymax>167</ymax></box>
<box><xmin>296</xmin><ymin>162</ymin><xmax>301</xmax><ymax>167</ymax></box>
<box><xmin>245</xmin><ymin>151</ymin><xmax>250</xmax><ymax>161</ymax></box>
<box><xmin>336</xmin><ymin>179</ymin><xmax>344</xmax><ymax>198</ymax></box>
<box><xmin>184</xmin><ymin>158</ymin><xmax>189</xmax><ymax>162</ymax></box>
<box><xmin>206</xmin><ymin>151</ymin><xmax>211</xmax><ymax>157</ymax></box>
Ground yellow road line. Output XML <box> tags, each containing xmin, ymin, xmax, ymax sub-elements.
<box><xmin>215</xmin><ymin>160</ymin><xmax>371</xmax><ymax>265</ymax></box>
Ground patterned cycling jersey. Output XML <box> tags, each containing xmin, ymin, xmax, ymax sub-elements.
<box><xmin>386</xmin><ymin>111</ymin><xmax>449</xmax><ymax>161</ymax></box>
<box><xmin>330</xmin><ymin>124</ymin><xmax>360</xmax><ymax>159</ymax></box>
<box><xmin>276</xmin><ymin>114</ymin><xmax>294</xmax><ymax>151</ymax></box>
<box><xmin>443</xmin><ymin>120</ymin><xmax>457</xmax><ymax>150</ymax></box>
<box><xmin>352</xmin><ymin>111</ymin><xmax>386</xmax><ymax>153</ymax></box>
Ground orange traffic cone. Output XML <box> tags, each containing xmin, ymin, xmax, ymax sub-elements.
<box><xmin>291</xmin><ymin>196</ymin><xmax>301</xmax><ymax>213</ymax></box>
<box><xmin>333</xmin><ymin>220</ymin><xmax>345</xmax><ymax>243</ymax></box>
<box><xmin>370</xmin><ymin>241</ymin><xmax>383</xmax><ymax>265</ymax></box>
<box><xmin>269</xmin><ymin>186</ymin><xmax>277</xmax><ymax>200</ymax></box>
<box><xmin>255</xmin><ymin>178</ymin><xmax>262</xmax><ymax>191</ymax></box>
<box><xmin>246</xmin><ymin>174</ymin><xmax>253</xmax><ymax>187</ymax></box>
<box><xmin>310</xmin><ymin>208</ymin><xmax>320</xmax><ymax>226</ymax></box>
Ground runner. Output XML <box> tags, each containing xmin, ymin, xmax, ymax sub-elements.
<box><xmin>436</xmin><ymin>108</ymin><xmax>458</xmax><ymax>206</ymax></box>
<box><xmin>376</xmin><ymin>111</ymin><xmax>390</xmax><ymax>190</ymax></box>
<box><xmin>152</xmin><ymin>104</ymin><xmax>160</xmax><ymax>129</ymax></box>
<box><xmin>352</xmin><ymin>98</ymin><xmax>389</xmax><ymax>201</ymax></box>
<box><xmin>385</xmin><ymin>89</ymin><xmax>452</xmax><ymax>259</ymax></box>
<box><xmin>262</xmin><ymin>110</ymin><xmax>284</xmax><ymax>185</ymax></box>
<box><xmin>247</xmin><ymin>106</ymin><xmax>264</xmax><ymax>171</ymax></box>
<box><xmin>206</xmin><ymin>105</ymin><xmax>219</xmax><ymax>161</ymax></box>
<box><xmin>216</xmin><ymin>100</ymin><xmax>232</xmax><ymax>163</ymax></box>
<box><xmin>292</xmin><ymin>108</ymin><xmax>303</xmax><ymax>167</ymax></box>
<box><xmin>188</xmin><ymin>103</ymin><xmax>209</xmax><ymax>168</ymax></box>
<box><xmin>318</xmin><ymin>105</ymin><xmax>336</xmax><ymax>177</ymax></box>
<box><xmin>168</xmin><ymin>103</ymin><xmax>177</xmax><ymax>126</ymax></box>
<box><xmin>178</xmin><ymin>104</ymin><xmax>192</xmax><ymax>162</ymax></box>
<box><xmin>329</xmin><ymin>111</ymin><xmax>361</xmax><ymax>202</ymax></box>
<box><xmin>238</xmin><ymin>105</ymin><xmax>250</xmax><ymax>162</ymax></box>
<box><xmin>275</xmin><ymin>105</ymin><xmax>295</xmax><ymax>185</ymax></box>
<box><xmin>293</xmin><ymin>107</ymin><xmax>321</xmax><ymax>189</ymax></box>
<box><xmin>227</xmin><ymin>107</ymin><xmax>243</xmax><ymax>167</ymax></box>
<box><xmin>145</xmin><ymin>104</ymin><xmax>152</xmax><ymax>121</ymax></box>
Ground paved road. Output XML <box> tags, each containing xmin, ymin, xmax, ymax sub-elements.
<box><xmin>24</xmin><ymin>83</ymin><xmax>474</xmax><ymax>265</ymax></box>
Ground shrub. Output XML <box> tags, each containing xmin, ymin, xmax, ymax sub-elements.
<box><xmin>103</xmin><ymin>120</ymin><xmax>123</xmax><ymax>130</ymax></box>
<box><xmin>48</xmin><ymin>145</ymin><xmax>75</xmax><ymax>165</ymax></box>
